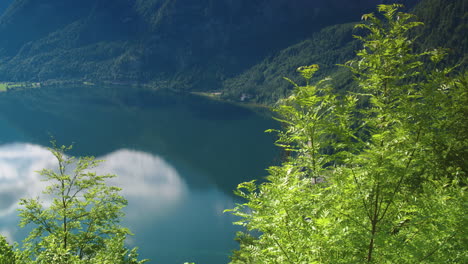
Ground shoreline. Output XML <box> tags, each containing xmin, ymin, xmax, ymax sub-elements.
<box><xmin>0</xmin><ymin>79</ymin><xmax>275</xmax><ymax>118</ymax></box>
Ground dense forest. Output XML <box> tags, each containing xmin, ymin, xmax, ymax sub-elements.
<box><xmin>0</xmin><ymin>0</ymin><xmax>382</xmax><ymax>87</ymax></box>
<box><xmin>0</xmin><ymin>0</ymin><xmax>465</xmax><ymax>104</ymax></box>
<box><xmin>0</xmin><ymin>0</ymin><xmax>438</xmax><ymax>103</ymax></box>
<box><xmin>222</xmin><ymin>0</ymin><xmax>467</xmax><ymax>103</ymax></box>
<box><xmin>0</xmin><ymin>0</ymin><xmax>467</xmax><ymax>263</ymax></box>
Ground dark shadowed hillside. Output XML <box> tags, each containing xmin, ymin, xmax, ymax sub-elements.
<box><xmin>0</xmin><ymin>0</ymin><xmax>464</xmax><ymax>104</ymax></box>
<box><xmin>222</xmin><ymin>0</ymin><xmax>467</xmax><ymax>103</ymax></box>
<box><xmin>0</xmin><ymin>0</ymin><xmax>404</xmax><ymax>88</ymax></box>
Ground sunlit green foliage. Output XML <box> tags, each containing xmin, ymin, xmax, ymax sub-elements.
<box><xmin>13</xmin><ymin>142</ymin><xmax>148</xmax><ymax>264</ymax></box>
<box><xmin>0</xmin><ymin>235</ymin><xmax>17</xmax><ymax>264</ymax></box>
<box><xmin>0</xmin><ymin>82</ymin><xmax>40</xmax><ymax>92</ymax></box>
<box><xmin>228</xmin><ymin>4</ymin><xmax>467</xmax><ymax>263</ymax></box>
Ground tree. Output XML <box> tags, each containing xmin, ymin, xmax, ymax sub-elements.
<box><xmin>15</xmin><ymin>142</ymin><xmax>148</xmax><ymax>264</ymax></box>
<box><xmin>0</xmin><ymin>235</ymin><xmax>17</xmax><ymax>264</ymax></box>
<box><xmin>227</xmin><ymin>4</ymin><xmax>467</xmax><ymax>263</ymax></box>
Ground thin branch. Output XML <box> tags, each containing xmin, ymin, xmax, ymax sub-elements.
<box><xmin>418</xmin><ymin>232</ymin><xmax>457</xmax><ymax>262</ymax></box>
<box><xmin>379</xmin><ymin>127</ymin><xmax>422</xmax><ymax>222</ymax></box>
<box><xmin>269</xmin><ymin>231</ymin><xmax>294</xmax><ymax>264</ymax></box>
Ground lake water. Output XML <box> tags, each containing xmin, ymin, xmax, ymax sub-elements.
<box><xmin>0</xmin><ymin>86</ymin><xmax>278</xmax><ymax>263</ymax></box>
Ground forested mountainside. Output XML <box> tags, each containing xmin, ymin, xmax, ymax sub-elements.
<box><xmin>0</xmin><ymin>0</ymin><xmax>464</xmax><ymax>104</ymax></box>
<box><xmin>222</xmin><ymin>0</ymin><xmax>468</xmax><ymax>103</ymax></box>
<box><xmin>0</xmin><ymin>0</ymin><xmax>382</xmax><ymax>85</ymax></box>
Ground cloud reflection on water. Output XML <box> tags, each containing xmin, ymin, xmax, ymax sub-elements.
<box><xmin>0</xmin><ymin>143</ymin><xmax>188</xmax><ymax>240</ymax></box>
<box><xmin>96</xmin><ymin>149</ymin><xmax>188</xmax><ymax>220</ymax></box>
<box><xmin>0</xmin><ymin>143</ymin><xmax>55</xmax><ymax>217</ymax></box>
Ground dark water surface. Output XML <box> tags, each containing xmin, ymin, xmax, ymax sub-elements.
<box><xmin>0</xmin><ymin>86</ymin><xmax>278</xmax><ymax>264</ymax></box>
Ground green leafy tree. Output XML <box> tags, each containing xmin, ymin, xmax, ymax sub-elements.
<box><xmin>228</xmin><ymin>4</ymin><xmax>467</xmax><ymax>263</ymax></box>
<box><xmin>0</xmin><ymin>235</ymin><xmax>17</xmax><ymax>264</ymax></box>
<box><xmin>15</xmin><ymin>142</ymin><xmax>148</xmax><ymax>264</ymax></box>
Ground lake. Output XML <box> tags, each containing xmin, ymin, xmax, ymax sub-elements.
<box><xmin>0</xmin><ymin>85</ymin><xmax>279</xmax><ymax>263</ymax></box>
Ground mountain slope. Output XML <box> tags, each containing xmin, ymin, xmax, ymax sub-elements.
<box><xmin>222</xmin><ymin>23</ymin><xmax>360</xmax><ymax>103</ymax></box>
<box><xmin>0</xmin><ymin>0</ymin><xmax>391</xmax><ymax>87</ymax></box>
<box><xmin>221</xmin><ymin>0</ymin><xmax>467</xmax><ymax>104</ymax></box>
<box><xmin>0</xmin><ymin>0</ymin><xmax>464</xmax><ymax>104</ymax></box>
<box><xmin>412</xmin><ymin>0</ymin><xmax>467</xmax><ymax>66</ymax></box>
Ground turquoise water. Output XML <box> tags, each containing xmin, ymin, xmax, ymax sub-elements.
<box><xmin>0</xmin><ymin>86</ymin><xmax>278</xmax><ymax>263</ymax></box>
